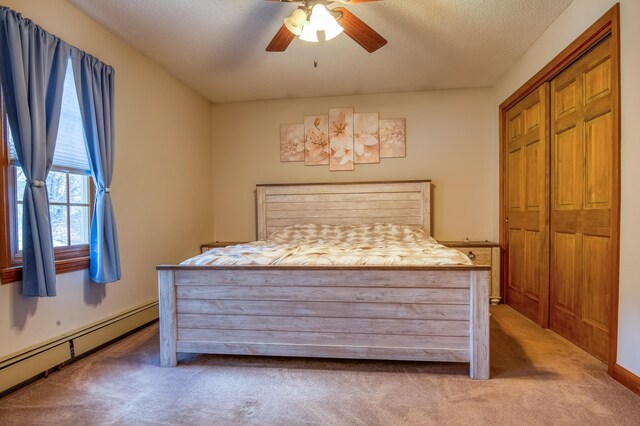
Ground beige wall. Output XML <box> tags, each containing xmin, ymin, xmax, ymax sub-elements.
<box><xmin>211</xmin><ymin>89</ymin><xmax>495</xmax><ymax>242</ymax></box>
<box><xmin>492</xmin><ymin>0</ymin><xmax>640</xmax><ymax>375</ymax></box>
<box><xmin>0</xmin><ymin>0</ymin><xmax>213</xmax><ymax>358</ymax></box>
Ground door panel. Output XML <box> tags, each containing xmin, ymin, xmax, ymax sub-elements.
<box><xmin>584</xmin><ymin>113</ymin><xmax>612</xmax><ymax>208</ymax></box>
<box><xmin>554</xmin><ymin>127</ymin><xmax>579</xmax><ymax>208</ymax></box>
<box><xmin>552</xmin><ymin>232</ymin><xmax>576</xmax><ymax>313</ymax></box>
<box><xmin>555</xmin><ymin>81</ymin><xmax>577</xmax><ymax>119</ymax></box>
<box><xmin>505</xmin><ymin>84</ymin><xmax>550</xmax><ymax>326</ymax></box>
<box><xmin>524</xmin><ymin>230</ymin><xmax>541</xmax><ymax>299</ymax></box>
<box><xmin>550</xmin><ymin>36</ymin><xmax>613</xmax><ymax>363</ymax></box>
<box><xmin>525</xmin><ymin>142</ymin><xmax>540</xmax><ymax>208</ymax></box>
<box><xmin>584</xmin><ymin>58</ymin><xmax>611</xmax><ymax>102</ymax></box>
<box><xmin>525</xmin><ymin>103</ymin><xmax>540</xmax><ymax>131</ymax></box>
<box><xmin>508</xmin><ymin>229</ymin><xmax>524</xmax><ymax>294</ymax></box>
<box><xmin>582</xmin><ymin>235</ymin><xmax>610</xmax><ymax>330</ymax></box>
<box><xmin>508</xmin><ymin>148</ymin><xmax>523</xmax><ymax>209</ymax></box>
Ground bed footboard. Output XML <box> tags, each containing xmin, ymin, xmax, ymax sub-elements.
<box><xmin>158</xmin><ymin>267</ymin><xmax>490</xmax><ymax>379</ymax></box>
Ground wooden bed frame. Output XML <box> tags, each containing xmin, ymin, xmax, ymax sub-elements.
<box><xmin>157</xmin><ymin>180</ymin><xmax>490</xmax><ymax>379</ymax></box>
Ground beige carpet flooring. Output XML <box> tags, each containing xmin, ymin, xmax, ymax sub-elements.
<box><xmin>0</xmin><ymin>305</ymin><xmax>638</xmax><ymax>425</ymax></box>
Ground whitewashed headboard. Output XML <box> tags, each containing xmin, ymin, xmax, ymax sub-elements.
<box><xmin>256</xmin><ymin>180</ymin><xmax>432</xmax><ymax>240</ymax></box>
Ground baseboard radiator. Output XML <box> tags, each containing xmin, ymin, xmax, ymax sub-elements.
<box><xmin>0</xmin><ymin>301</ymin><xmax>158</xmax><ymax>395</ymax></box>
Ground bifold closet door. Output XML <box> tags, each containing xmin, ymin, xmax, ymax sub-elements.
<box><xmin>550</xmin><ymin>36</ymin><xmax>614</xmax><ymax>363</ymax></box>
<box><xmin>505</xmin><ymin>84</ymin><xmax>550</xmax><ymax>326</ymax></box>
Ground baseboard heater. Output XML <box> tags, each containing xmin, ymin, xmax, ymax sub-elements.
<box><xmin>0</xmin><ymin>300</ymin><xmax>158</xmax><ymax>395</ymax></box>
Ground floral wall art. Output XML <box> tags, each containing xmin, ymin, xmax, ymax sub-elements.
<box><xmin>280</xmin><ymin>123</ymin><xmax>305</xmax><ymax>162</ymax></box>
<box><xmin>380</xmin><ymin>118</ymin><xmax>406</xmax><ymax>158</ymax></box>
<box><xmin>304</xmin><ymin>115</ymin><xmax>329</xmax><ymax>165</ymax></box>
<box><xmin>329</xmin><ymin>108</ymin><xmax>354</xmax><ymax>171</ymax></box>
<box><xmin>280</xmin><ymin>109</ymin><xmax>406</xmax><ymax>171</ymax></box>
<box><xmin>354</xmin><ymin>112</ymin><xmax>380</xmax><ymax>164</ymax></box>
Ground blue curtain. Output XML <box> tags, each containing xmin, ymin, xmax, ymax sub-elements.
<box><xmin>71</xmin><ymin>50</ymin><xmax>121</xmax><ymax>283</ymax></box>
<box><xmin>0</xmin><ymin>8</ymin><xmax>71</xmax><ymax>297</ymax></box>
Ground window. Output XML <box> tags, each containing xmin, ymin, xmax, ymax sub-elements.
<box><xmin>15</xmin><ymin>168</ymin><xmax>91</xmax><ymax>250</ymax></box>
<box><xmin>1</xmin><ymin>57</ymin><xmax>92</xmax><ymax>283</ymax></box>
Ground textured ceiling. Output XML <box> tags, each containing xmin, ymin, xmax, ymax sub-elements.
<box><xmin>66</xmin><ymin>0</ymin><xmax>573</xmax><ymax>103</ymax></box>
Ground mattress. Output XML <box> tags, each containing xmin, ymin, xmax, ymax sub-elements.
<box><xmin>182</xmin><ymin>223</ymin><xmax>472</xmax><ymax>267</ymax></box>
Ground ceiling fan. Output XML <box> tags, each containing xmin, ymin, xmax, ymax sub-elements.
<box><xmin>265</xmin><ymin>0</ymin><xmax>387</xmax><ymax>53</ymax></box>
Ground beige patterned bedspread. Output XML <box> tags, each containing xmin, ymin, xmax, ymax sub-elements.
<box><xmin>182</xmin><ymin>223</ymin><xmax>472</xmax><ymax>267</ymax></box>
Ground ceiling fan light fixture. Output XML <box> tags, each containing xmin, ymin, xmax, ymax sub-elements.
<box><xmin>267</xmin><ymin>0</ymin><xmax>386</xmax><ymax>52</ymax></box>
<box><xmin>284</xmin><ymin>8</ymin><xmax>307</xmax><ymax>36</ymax></box>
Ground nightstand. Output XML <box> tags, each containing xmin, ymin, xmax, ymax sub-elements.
<box><xmin>440</xmin><ymin>240</ymin><xmax>501</xmax><ymax>305</ymax></box>
<box><xmin>200</xmin><ymin>241</ymin><xmax>246</xmax><ymax>254</ymax></box>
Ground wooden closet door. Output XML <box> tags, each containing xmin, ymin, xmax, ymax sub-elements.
<box><xmin>505</xmin><ymin>84</ymin><xmax>550</xmax><ymax>326</ymax></box>
<box><xmin>550</xmin><ymin>36</ymin><xmax>613</xmax><ymax>363</ymax></box>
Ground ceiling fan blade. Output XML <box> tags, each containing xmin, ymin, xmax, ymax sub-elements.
<box><xmin>334</xmin><ymin>7</ymin><xmax>387</xmax><ymax>53</ymax></box>
<box><xmin>266</xmin><ymin>24</ymin><xmax>297</xmax><ymax>52</ymax></box>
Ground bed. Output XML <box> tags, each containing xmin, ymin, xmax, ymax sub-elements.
<box><xmin>157</xmin><ymin>180</ymin><xmax>490</xmax><ymax>379</ymax></box>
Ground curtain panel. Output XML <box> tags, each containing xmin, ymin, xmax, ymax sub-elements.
<box><xmin>0</xmin><ymin>7</ymin><xmax>71</xmax><ymax>296</ymax></box>
<box><xmin>71</xmin><ymin>50</ymin><xmax>121</xmax><ymax>283</ymax></box>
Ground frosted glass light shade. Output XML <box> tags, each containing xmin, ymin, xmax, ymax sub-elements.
<box><xmin>299</xmin><ymin>22</ymin><xmax>319</xmax><ymax>42</ymax></box>
<box><xmin>284</xmin><ymin>8</ymin><xmax>307</xmax><ymax>36</ymax></box>
<box><xmin>310</xmin><ymin>4</ymin><xmax>332</xmax><ymax>29</ymax></box>
<box><xmin>321</xmin><ymin>14</ymin><xmax>344</xmax><ymax>40</ymax></box>
<box><xmin>299</xmin><ymin>4</ymin><xmax>344</xmax><ymax>43</ymax></box>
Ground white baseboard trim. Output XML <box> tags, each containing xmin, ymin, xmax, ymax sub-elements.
<box><xmin>0</xmin><ymin>300</ymin><xmax>158</xmax><ymax>395</ymax></box>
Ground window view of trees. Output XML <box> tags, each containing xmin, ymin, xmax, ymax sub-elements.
<box><xmin>15</xmin><ymin>168</ymin><xmax>90</xmax><ymax>250</ymax></box>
